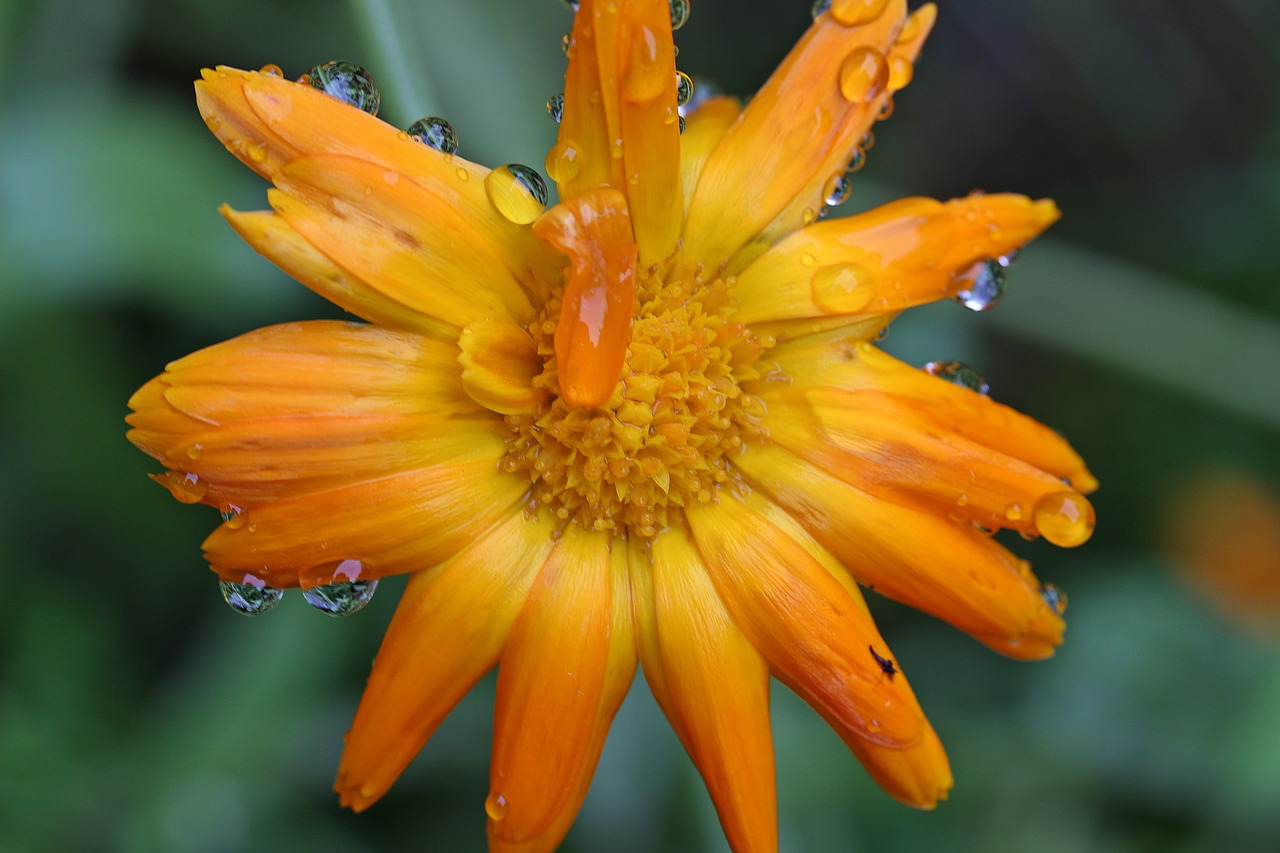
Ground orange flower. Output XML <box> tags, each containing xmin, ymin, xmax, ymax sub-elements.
<box><xmin>126</xmin><ymin>2</ymin><xmax>1097</xmax><ymax>851</ymax></box>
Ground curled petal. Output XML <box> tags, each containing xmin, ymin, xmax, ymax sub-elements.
<box><xmin>733</xmin><ymin>194</ymin><xmax>1059</xmax><ymax>328</ymax></box>
<box><xmin>686</xmin><ymin>494</ymin><xmax>930</xmax><ymax>750</ymax></box>
<box><xmin>335</xmin><ymin>511</ymin><xmax>559</xmax><ymax>810</ymax></box>
<box><xmin>734</xmin><ymin>442</ymin><xmax>1065</xmax><ymax>659</ymax></box>
<box><xmin>487</xmin><ymin>526</ymin><xmax>637</xmax><ymax>853</ymax></box>
<box><xmin>458</xmin><ymin>319</ymin><xmax>545</xmax><ymax>415</ymax></box>
<box><xmin>641</xmin><ymin>527</ymin><xmax>779</xmax><ymax>853</ymax></box>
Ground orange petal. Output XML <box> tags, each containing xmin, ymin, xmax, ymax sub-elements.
<box><xmin>268</xmin><ymin>155</ymin><xmax>533</xmax><ymax>328</ymax></box>
<box><xmin>733</xmin><ymin>442</ymin><xmax>1065</xmax><ymax>659</ymax></box>
<box><xmin>685</xmin><ymin>494</ymin><xmax>930</xmax><ymax>749</ymax></box>
<box><xmin>732</xmin><ymin>193</ymin><xmax>1060</xmax><ymax>326</ymax></box>
<box><xmin>220</xmin><ymin>208</ymin><xmax>457</xmax><ymax>337</ymax></box>
<box><xmin>644</xmin><ymin>526</ymin><xmax>778</xmax><ymax>853</ymax></box>
<box><xmin>682</xmin><ymin>1</ymin><xmax>931</xmax><ymax>268</ymax></box>
<box><xmin>487</xmin><ymin>525</ymin><xmax>636</xmax><ymax>852</ymax></box>
<box><xmin>678</xmin><ymin>95</ymin><xmax>741</xmax><ymax>213</ymax></box>
<box><xmin>335</xmin><ymin>510</ymin><xmax>558</xmax><ymax>810</ymax></box>
<box><xmin>458</xmin><ymin>318</ymin><xmax>545</xmax><ymax>416</ymax></box>
<box><xmin>195</xmin><ymin>66</ymin><xmax>553</xmax><ymax>288</ymax></box>
<box><xmin>852</xmin><ymin>719</ymin><xmax>953</xmax><ymax>808</ymax></box>
<box><xmin>535</xmin><ymin>187</ymin><xmax>638</xmax><ymax>408</ymax></box>
<box><xmin>555</xmin><ymin>0</ymin><xmax>682</xmax><ymax>265</ymax></box>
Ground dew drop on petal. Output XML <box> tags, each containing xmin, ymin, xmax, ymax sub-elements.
<box><xmin>669</xmin><ymin>0</ymin><xmax>690</xmax><ymax>30</ymax></box>
<box><xmin>258</xmin><ymin>63</ymin><xmax>284</xmax><ymax>77</ymax></box>
<box><xmin>406</xmin><ymin>116</ymin><xmax>459</xmax><ymax>154</ymax></box>
<box><xmin>811</xmin><ymin>264</ymin><xmax>874</xmax><ymax>313</ymax></box>
<box><xmin>220</xmin><ymin>573</ymin><xmax>283</xmax><ymax>617</ymax></box>
<box><xmin>165</xmin><ymin>471</ymin><xmax>207</xmax><ymax>504</ymax></box>
<box><xmin>848</xmin><ymin>147</ymin><xmax>867</xmax><ymax>172</ymax></box>
<box><xmin>1005</xmin><ymin>503</ymin><xmax>1024</xmax><ymax>522</ymax></box>
<box><xmin>300</xmin><ymin>559</ymin><xmax>379</xmax><ymax>617</ymax></box>
<box><xmin>485</xmin><ymin>791</ymin><xmax>509</xmax><ymax>821</ymax></box>
<box><xmin>561</xmin><ymin>33</ymin><xmax>572</xmax><ymax>55</ymax></box>
<box><xmin>678</xmin><ymin>115</ymin><xmax>686</xmax><ymax>134</ymax></box>
<box><xmin>838</xmin><ymin>47</ymin><xmax>889</xmax><ymax>103</ymax></box>
<box><xmin>545</xmin><ymin>140</ymin><xmax>582</xmax><ymax>183</ymax></box>
<box><xmin>878</xmin><ymin>96</ymin><xmax>895</xmax><ymax>119</ymax></box>
<box><xmin>888</xmin><ymin>54</ymin><xmax>914</xmax><ymax>90</ymax></box>
<box><xmin>952</xmin><ymin>258</ymin><xmax>1007</xmax><ymax>311</ymax></box>
<box><xmin>811</xmin><ymin>0</ymin><xmax>831</xmax><ymax>19</ymax></box>
<box><xmin>561</xmin><ymin>0</ymin><xmax>579</xmax><ymax>11</ymax></box>
<box><xmin>484</xmin><ymin>164</ymin><xmax>549</xmax><ymax>225</ymax></box>
<box><xmin>675</xmin><ymin>70</ymin><xmax>694</xmax><ymax>106</ymax></box>
<box><xmin>307</xmin><ymin>61</ymin><xmax>380</xmax><ymax>115</ymax></box>
<box><xmin>1040</xmin><ymin>582</ymin><xmax>1068</xmax><ymax>615</ymax></box>
<box><xmin>823</xmin><ymin>172</ymin><xmax>852</xmax><ymax>206</ymax></box>
<box><xmin>546</xmin><ymin>92</ymin><xmax>565</xmax><ymax>123</ymax></box>
<box><xmin>830</xmin><ymin>0</ymin><xmax>890</xmax><ymax>27</ymax></box>
<box><xmin>1033</xmin><ymin>491</ymin><xmax>1096</xmax><ymax>547</ymax></box>
<box><xmin>924</xmin><ymin>360</ymin><xmax>990</xmax><ymax>395</ymax></box>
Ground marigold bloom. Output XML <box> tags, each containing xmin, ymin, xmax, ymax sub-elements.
<box><xmin>126</xmin><ymin>2</ymin><xmax>1097</xmax><ymax>851</ymax></box>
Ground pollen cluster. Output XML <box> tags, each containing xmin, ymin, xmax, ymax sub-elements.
<box><xmin>502</xmin><ymin>269</ymin><xmax>772</xmax><ymax>538</ymax></box>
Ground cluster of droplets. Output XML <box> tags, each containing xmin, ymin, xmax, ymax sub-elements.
<box><xmin>217</xmin><ymin>555</ymin><xmax>379</xmax><ymax>618</ymax></box>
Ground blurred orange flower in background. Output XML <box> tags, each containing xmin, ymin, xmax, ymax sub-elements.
<box><xmin>126</xmin><ymin>0</ymin><xmax>1096</xmax><ymax>850</ymax></box>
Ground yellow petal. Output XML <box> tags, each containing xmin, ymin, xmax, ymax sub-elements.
<box><xmin>195</xmin><ymin>66</ymin><xmax>553</xmax><ymax>288</ymax></box>
<box><xmin>487</xmin><ymin>526</ymin><xmax>636</xmax><ymax>852</ymax></box>
<box><xmin>682</xmin><ymin>1</ymin><xmax>930</xmax><ymax>268</ymax></box>
<box><xmin>679</xmin><ymin>95</ymin><xmax>741</xmax><ymax>213</ymax></box>
<box><xmin>335</xmin><ymin>510</ymin><xmax>558</xmax><ymax>810</ymax></box>
<box><xmin>220</xmin><ymin>207</ymin><xmax>458</xmax><ymax>337</ymax></box>
<box><xmin>686</xmin><ymin>494</ymin><xmax>930</xmax><ymax>749</ymax></box>
<box><xmin>646</xmin><ymin>527</ymin><xmax>778</xmax><ymax>853</ymax></box>
<box><xmin>555</xmin><ymin>0</ymin><xmax>682</xmax><ymax>265</ymax></box>
<box><xmin>732</xmin><ymin>193</ymin><xmax>1059</xmax><ymax>326</ymax></box>
<box><xmin>269</xmin><ymin>155</ymin><xmax>533</xmax><ymax>328</ymax></box>
<box><xmin>459</xmin><ymin>318</ymin><xmax>545</xmax><ymax>415</ymax></box>
<box><xmin>733</xmin><ymin>442</ymin><xmax>1065</xmax><ymax>659</ymax></box>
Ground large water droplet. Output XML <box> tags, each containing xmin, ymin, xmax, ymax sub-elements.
<box><xmin>924</xmin><ymin>360</ymin><xmax>989</xmax><ymax>395</ymax></box>
<box><xmin>485</xmin><ymin>791</ymin><xmax>509</xmax><ymax>822</ymax></box>
<box><xmin>952</xmin><ymin>258</ymin><xmax>1006</xmax><ymax>311</ymax></box>
<box><xmin>675</xmin><ymin>71</ymin><xmax>694</xmax><ymax>107</ymax></box>
<box><xmin>546</xmin><ymin>92</ymin><xmax>565</xmax><ymax>123</ymax></box>
<box><xmin>545</xmin><ymin>140</ymin><xmax>582</xmax><ymax>183</ymax></box>
<box><xmin>307</xmin><ymin>61</ymin><xmax>380</xmax><ymax>115</ymax></box>
<box><xmin>407</xmin><ymin>117</ymin><xmax>458</xmax><ymax>153</ymax></box>
<box><xmin>830</xmin><ymin>0</ymin><xmax>890</xmax><ymax>26</ymax></box>
<box><xmin>823</xmin><ymin>172</ymin><xmax>852</xmax><ymax>206</ymax></box>
<box><xmin>669</xmin><ymin>0</ymin><xmax>690</xmax><ymax>30</ymax></box>
<box><xmin>484</xmin><ymin>164</ymin><xmax>549</xmax><ymax>225</ymax></box>
<box><xmin>811</xmin><ymin>264</ymin><xmax>874</xmax><ymax>313</ymax></box>
<box><xmin>165</xmin><ymin>471</ymin><xmax>207</xmax><ymax>504</ymax></box>
<box><xmin>301</xmin><ymin>559</ymin><xmax>379</xmax><ymax>617</ymax></box>
<box><xmin>838</xmin><ymin>47</ymin><xmax>889</xmax><ymax>103</ymax></box>
<box><xmin>220</xmin><ymin>574</ymin><xmax>283</xmax><ymax>616</ymax></box>
<box><xmin>1033</xmin><ymin>491</ymin><xmax>1096</xmax><ymax>548</ymax></box>
<box><xmin>888</xmin><ymin>54</ymin><xmax>914</xmax><ymax>90</ymax></box>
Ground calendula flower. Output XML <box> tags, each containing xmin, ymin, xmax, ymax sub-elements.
<box><xmin>126</xmin><ymin>0</ymin><xmax>1098</xmax><ymax>850</ymax></box>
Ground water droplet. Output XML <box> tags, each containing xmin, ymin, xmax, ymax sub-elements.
<box><xmin>831</xmin><ymin>0</ymin><xmax>890</xmax><ymax>26</ymax></box>
<box><xmin>485</xmin><ymin>791</ymin><xmax>509</xmax><ymax>821</ymax></box>
<box><xmin>546</xmin><ymin>93</ymin><xmax>565</xmax><ymax>123</ymax></box>
<box><xmin>675</xmin><ymin>71</ymin><xmax>694</xmax><ymax>106</ymax></box>
<box><xmin>484</xmin><ymin>164</ymin><xmax>548</xmax><ymax>225</ymax></box>
<box><xmin>186</xmin><ymin>443</ymin><xmax>203</xmax><ymax>460</ymax></box>
<box><xmin>811</xmin><ymin>0</ymin><xmax>831</xmax><ymax>19</ymax></box>
<box><xmin>888</xmin><ymin>54</ymin><xmax>914</xmax><ymax>90</ymax></box>
<box><xmin>801</xmin><ymin>207</ymin><xmax>817</xmax><ymax>225</ymax></box>
<box><xmin>924</xmin><ymin>361</ymin><xmax>989</xmax><ymax>395</ymax></box>
<box><xmin>301</xmin><ymin>559</ymin><xmax>379</xmax><ymax>617</ymax></box>
<box><xmin>957</xmin><ymin>493</ymin><xmax>970</xmax><ymax>507</ymax></box>
<box><xmin>1005</xmin><ymin>503</ymin><xmax>1024</xmax><ymax>521</ymax></box>
<box><xmin>669</xmin><ymin>0</ymin><xmax>690</xmax><ymax>30</ymax></box>
<box><xmin>952</xmin><ymin>258</ymin><xmax>1006</xmax><ymax>311</ymax></box>
<box><xmin>1040</xmin><ymin>583</ymin><xmax>1067</xmax><ymax>615</ymax></box>
<box><xmin>811</xmin><ymin>264</ymin><xmax>874</xmax><ymax>313</ymax></box>
<box><xmin>561</xmin><ymin>33</ymin><xmax>572</xmax><ymax>55</ymax></box>
<box><xmin>848</xmin><ymin>147</ymin><xmax>867</xmax><ymax>172</ymax></box>
<box><xmin>220</xmin><ymin>574</ymin><xmax>283</xmax><ymax>616</ymax></box>
<box><xmin>678</xmin><ymin>115</ymin><xmax>686</xmax><ymax>133</ymax></box>
<box><xmin>455</xmin><ymin>167</ymin><xmax>470</xmax><ymax>182</ymax></box>
<box><xmin>838</xmin><ymin>47</ymin><xmax>889</xmax><ymax>103</ymax></box>
<box><xmin>165</xmin><ymin>471</ymin><xmax>207</xmax><ymax>504</ymax></box>
<box><xmin>561</xmin><ymin>0</ymin><xmax>579</xmax><ymax>11</ymax></box>
<box><xmin>878</xmin><ymin>97</ymin><xmax>895</xmax><ymax>119</ymax></box>
<box><xmin>823</xmin><ymin>172</ymin><xmax>852</xmax><ymax>206</ymax></box>
<box><xmin>407</xmin><ymin>116</ymin><xmax>458</xmax><ymax>153</ymax></box>
<box><xmin>1033</xmin><ymin>491</ymin><xmax>1096</xmax><ymax>548</ymax></box>
<box><xmin>219</xmin><ymin>502</ymin><xmax>246</xmax><ymax>525</ymax></box>
<box><xmin>999</xmin><ymin>250</ymin><xmax>1019</xmax><ymax>267</ymax></box>
<box><xmin>246</xmin><ymin>141</ymin><xmax>269</xmax><ymax>163</ymax></box>
<box><xmin>259</xmin><ymin>64</ymin><xmax>284</xmax><ymax>77</ymax></box>
<box><xmin>307</xmin><ymin>61</ymin><xmax>380</xmax><ymax>115</ymax></box>
<box><xmin>545</xmin><ymin>140</ymin><xmax>582</xmax><ymax>182</ymax></box>
<box><xmin>859</xmin><ymin>131</ymin><xmax>875</xmax><ymax>151</ymax></box>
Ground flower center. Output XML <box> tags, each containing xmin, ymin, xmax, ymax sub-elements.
<box><xmin>502</xmin><ymin>266</ymin><xmax>772</xmax><ymax>538</ymax></box>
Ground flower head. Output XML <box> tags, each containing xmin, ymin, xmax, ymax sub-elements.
<box><xmin>127</xmin><ymin>1</ymin><xmax>1097</xmax><ymax>850</ymax></box>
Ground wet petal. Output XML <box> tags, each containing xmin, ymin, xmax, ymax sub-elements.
<box><xmin>642</xmin><ymin>526</ymin><xmax>778</xmax><ymax>853</ymax></box>
<box><xmin>555</xmin><ymin>0</ymin><xmax>682</xmax><ymax>264</ymax></box>
<box><xmin>682</xmin><ymin>2</ymin><xmax>934</xmax><ymax>268</ymax></box>
<box><xmin>487</xmin><ymin>526</ymin><xmax>636</xmax><ymax>852</ymax></box>
<box><xmin>733</xmin><ymin>193</ymin><xmax>1059</xmax><ymax>327</ymax></box>
<box><xmin>686</xmin><ymin>493</ymin><xmax>930</xmax><ymax>749</ymax></box>
<box><xmin>734</xmin><ymin>442</ymin><xmax>1065</xmax><ymax>659</ymax></box>
<box><xmin>335</xmin><ymin>511</ymin><xmax>558</xmax><ymax>810</ymax></box>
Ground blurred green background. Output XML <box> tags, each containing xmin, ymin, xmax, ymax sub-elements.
<box><xmin>3</xmin><ymin>0</ymin><xmax>1279</xmax><ymax>851</ymax></box>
